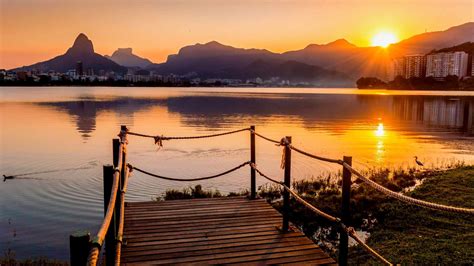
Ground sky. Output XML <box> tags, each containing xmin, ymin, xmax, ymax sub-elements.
<box><xmin>1</xmin><ymin>0</ymin><xmax>473</xmax><ymax>69</ymax></box>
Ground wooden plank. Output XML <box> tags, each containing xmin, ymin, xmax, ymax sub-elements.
<box><xmin>126</xmin><ymin>230</ymin><xmax>302</xmax><ymax>247</ymax></box>
<box><xmin>124</xmin><ymin>218</ymin><xmax>279</xmax><ymax>234</ymax></box>
<box><xmin>125</xmin><ymin>223</ymin><xmax>279</xmax><ymax>238</ymax></box>
<box><xmin>123</xmin><ymin>236</ymin><xmax>313</xmax><ymax>258</ymax></box>
<box><xmin>123</xmin><ymin>234</ymin><xmax>308</xmax><ymax>253</ymax></box>
<box><xmin>121</xmin><ymin>197</ymin><xmax>334</xmax><ymax>265</ymax></box>
<box><xmin>125</xmin><ymin>202</ymin><xmax>273</xmax><ymax>215</ymax></box>
<box><xmin>125</xmin><ymin>246</ymin><xmax>323</xmax><ymax>265</ymax></box>
<box><xmin>123</xmin><ymin>242</ymin><xmax>319</xmax><ymax>263</ymax></box>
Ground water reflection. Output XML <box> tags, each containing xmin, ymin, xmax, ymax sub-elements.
<box><xmin>41</xmin><ymin>98</ymin><xmax>164</xmax><ymax>139</ymax></box>
<box><xmin>39</xmin><ymin>94</ymin><xmax>474</xmax><ymax>138</ymax></box>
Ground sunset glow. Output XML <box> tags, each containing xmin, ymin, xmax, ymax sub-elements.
<box><xmin>371</xmin><ymin>32</ymin><xmax>398</xmax><ymax>48</ymax></box>
<box><xmin>1</xmin><ymin>0</ymin><xmax>472</xmax><ymax>69</ymax></box>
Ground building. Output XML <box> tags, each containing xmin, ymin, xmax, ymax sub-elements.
<box><xmin>76</xmin><ymin>61</ymin><xmax>84</xmax><ymax>76</ymax></box>
<box><xmin>391</xmin><ymin>57</ymin><xmax>405</xmax><ymax>79</ymax></box>
<box><xmin>391</xmin><ymin>55</ymin><xmax>425</xmax><ymax>79</ymax></box>
<box><xmin>426</xmin><ymin>51</ymin><xmax>469</xmax><ymax>78</ymax></box>
<box><xmin>404</xmin><ymin>55</ymin><xmax>426</xmax><ymax>78</ymax></box>
<box><xmin>472</xmin><ymin>60</ymin><xmax>474</xmax><ymax>76</ymax></box>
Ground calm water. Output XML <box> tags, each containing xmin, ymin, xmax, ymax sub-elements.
<box><xmin>1</xmin><ymin>87</ymin><xmax>473</xmax><ymax>260</ymax></box>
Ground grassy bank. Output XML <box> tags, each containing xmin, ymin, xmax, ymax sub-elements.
<box><xmin>349</xmin><ymin>166</ymin><xmax>474</xmax><ymax>264</ymax></box>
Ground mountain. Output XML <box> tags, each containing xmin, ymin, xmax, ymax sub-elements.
<box><xmin>390</xmin><ymin>23</ymin><xmax>474</xmax><ymax>56</ymax></box>
<box><xmin>282</xmin><ymin>22</ymin><xmax>474</xmax><ymax>80</ymax></box>
<box><xmin>106</xmin><ymin>48</ymin><xmax>153</xmax><ymax>68</ymax></box>
<box><xmin>148</xmin><ymin>41</ymin><xmax>351</xmax><ymax>85</ymax></box>
<box><xmin>12</xmin><ymin>34</ymin><xmax>127</xmax><ymax>74</ymax></box>
<box><xmin>149</xmin><ymin>41</ymin><xmax>279</xmax><ymax>76</ymax></box>
<box><xmin>282</xmin><ymin>40</ymin><xmax>391</xmax><ymax>79</ymax></box>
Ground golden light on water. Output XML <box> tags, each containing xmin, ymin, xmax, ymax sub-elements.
<box><xmin>371</xmin><ymin>32</ymin><xmax>397</xmax><ymax>48</ymax></box>
<box><xmin>375</xmin><ymin>122</ymin><xmax>385</xmax><ymax>137</ymax></box>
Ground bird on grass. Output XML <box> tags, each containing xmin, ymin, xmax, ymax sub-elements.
<box><xmin>414</xmin><ymin>156</ymin><xmax>424</xmax><ymax>167</ymax></box>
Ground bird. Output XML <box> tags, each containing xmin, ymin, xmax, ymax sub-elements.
<box><xmin>3</xmin><ymin>175</ymin><xmax>15</xmax><ymax>182</ymax></box>
<box><xmin>414</xmin><ymin>156</ymin><xmax>424</xmax><ymax>167</ymax></box>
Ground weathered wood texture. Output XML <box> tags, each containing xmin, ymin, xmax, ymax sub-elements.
<box><xmin>121</xmin><ymin>196</ymin><xmax>334</xmax><ymax>265</ymax></box>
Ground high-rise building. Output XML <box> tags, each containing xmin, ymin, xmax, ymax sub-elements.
<box><xmin>391</xmin><ymin>57</ymin><xmax>405</xmax><ymax>79</ymax></box>
<box><xmin>391</xmin><ymin>55</ymin><xmax>426</xmax><ymax>80</ymax></box>
<box><xmin>426</xmin><ymin>51</ymin><xmax>469</xmax><ymax>78</ymax></box>
<box><xmin>76</xmin><ymin>61</ymin><xmax>84</xmax><ymax>76</ymax></box>
<box><xmin>404</xmin><ymin>55</ymin><xmax>426</xmax><ymax>78</ymax></box>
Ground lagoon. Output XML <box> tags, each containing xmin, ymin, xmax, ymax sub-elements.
<box><xmin>0</xmin><ymin>87</ymin><xmax>473</xmax><ymax>259</ymax></box>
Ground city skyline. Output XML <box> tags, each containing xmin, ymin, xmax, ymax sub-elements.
<box><xmin>1</xmin><ymin>0</ymin><xmax>473</xmax><ymax>69</ymax></box>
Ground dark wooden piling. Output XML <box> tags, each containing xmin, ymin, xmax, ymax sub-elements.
<box><xmin>250</xmin><ymin>125</ymin><xmax>256</xmax><ymax>199</ymax></box>
<box><xmin>339</xmin><ymin>156</ymin><xmax>352</xmax><ymax>266</ymax></box>
<box><xmin>69</xmin><ymin>230</ymin><xmax>90</xmax><ymax>266</ymax></box>
<box><xmin>282</xmin><ymin>136</ymin><xmax>292</xmax><ymax>232</ymax></box>
<box><xmin>104</xmin><ymin>164</ymin><xmax>116</xmax><ymax>265</ymax></box>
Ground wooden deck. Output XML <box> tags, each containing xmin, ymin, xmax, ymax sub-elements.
<box><xmin>121</xmin><ymin>196</ymin><xmax>335</xmax><ymax>265</ymax></box>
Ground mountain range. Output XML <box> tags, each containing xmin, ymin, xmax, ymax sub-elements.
<box><xmin>11</xmin><ymin>22</ymin><xmax>474</xmax><ymax>85</ymax></box>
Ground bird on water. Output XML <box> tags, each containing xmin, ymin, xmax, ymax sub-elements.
<box><xmin>414</xmin><ymin>156</ymin><xmax>424</xmax><ymax>167</ymax></box>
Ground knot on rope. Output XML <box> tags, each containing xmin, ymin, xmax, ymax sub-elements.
<box><xmin>127</xmin><ymin>163</ymin><xmax>134</xmax><ymax>172</ymax></box>
<box><xmin>276</xmin><ymin>137</ymin><xmax>289</xmax><ymax>147</ymax></box>
<box><xmin>154</xmin><ymin>135</ymin><xmax>169</xmax><ymax>148</ymax></box>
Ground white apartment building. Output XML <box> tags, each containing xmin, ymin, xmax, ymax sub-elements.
<box><xmin>426</xmin><ymin>51</ymin><xmax>469</xmax><ymax>78</ymax></box>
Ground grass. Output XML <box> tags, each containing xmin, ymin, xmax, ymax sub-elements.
<box><xmin>349</xmin><ymin>166</ymin><xmax>474</xmax><ymax>265</ymax></box>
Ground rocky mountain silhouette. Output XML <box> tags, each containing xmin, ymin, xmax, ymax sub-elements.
<box><xmin>106</xmin><ymin>48</ymin><xmax>153</xmax><ymax>68</ymax></box>
<box><xmin>12</xmin><ymin>34</ymin><xmax>127</xmax><ymax>74</ymax></box>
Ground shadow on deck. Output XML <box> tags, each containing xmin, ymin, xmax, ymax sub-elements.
<box><xmin>121</xmin><ymin>196</ymin><xmax>335</xmax><ymax>265</ymax></box>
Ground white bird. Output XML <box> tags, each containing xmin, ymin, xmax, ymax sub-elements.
<box><xmin>414</xmin><ymin>156</ymin><xmax>424</xmax><ymax>167</ymax></box>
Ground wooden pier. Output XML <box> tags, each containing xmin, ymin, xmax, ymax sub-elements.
<box><xmin>120</xmin><ymin>196</ymin><xmax>334</xmax><ymax>265</ymax></box>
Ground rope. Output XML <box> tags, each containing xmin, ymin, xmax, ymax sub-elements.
<box><xmin>250</xmin><ymin>164</ymin><xmax>391</xmax><ymax>264</ymax></box>
<box><xmin>343</xmin><ymin>162</ymin><xmax>474</xmax><ymax>215</ymax></box>
<box><xmin>126</xmin><ymin>127</ymin><xmax>251</xmax><ymax>146</ymax></box>
<box><xmin>87</xmin><ymin>140</ymin><xmax>125</xmax><ymax>266</ymax></box>
<box><xmin>87</xmin><ymin>164</ymin><xmax>121</xmax><ymax>266</ymax></box>
<box><xmin>250</xmin><ymin>163</ymin><xmax>284</xmax><ymax>185</ymax></box>
<box><xmin>250</xmin><ymin>129</ymin><xmax>281</xmax><ymax>144</ymax></box>
<box><xmin>129</xmin><ymin>161</ymin><xmax>251</xmax><ymax>182</ymax></box>
<box><xmin>346</xmin><ymin>227</ymin><xmax>393</xmax><ymax>265</ymax></box>
<box><xmin>289</xmin><ymin>144</ymin><xmax>343</xmax><ymax>164</ymax></box>
<box><xmin>114</xmin><ymin>164</ymin><xmax>132</xmax><ymax>266</ymax></box>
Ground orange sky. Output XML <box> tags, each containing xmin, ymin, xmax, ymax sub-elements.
<box><xmin>1</xmin><ymin>0</ymin><xmax>473</xmax><ymax>69</ymax></box>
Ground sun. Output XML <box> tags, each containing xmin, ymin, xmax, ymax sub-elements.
<box><xmin>371</xmin><ymin>32</ymin><xmax>398</xmax><ymax>48</ymax></box>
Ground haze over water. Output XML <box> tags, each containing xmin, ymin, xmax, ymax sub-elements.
<box><xmin>1</xmin><ymin>87</ymin><xmax>473</xmax><ymax>259</ymax></box>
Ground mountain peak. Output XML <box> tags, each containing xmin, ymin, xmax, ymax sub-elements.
<box><xmin>68</xmin><ymin>33</ymin><xmax>94</xmax><ymax>54</ymax></box>
<box><xmin>326</xmin><ymin>39</ymin><xmax>356</xmax><ymax>47</ymax></box>
<box><xmin>112</xmin><ymin>48</ymin><xmax>133</xmax><ymax>55</ymax></box>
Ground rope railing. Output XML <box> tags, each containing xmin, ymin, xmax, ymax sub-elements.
<box><xmin>342</xmin><ymin>162</ymin><xmax>474</xmax><ymax>215</ymax></box>
<box><xmin>345</xmin><ymin>227</ymin><xmax>393</xmax><ymax>266</ymax></box>
<box><xmin>129</xmin><ymin>161</ymin><xmax>251</xmax><ymax>182</ymax></box>
<box><xmin>250</xmin><ymin>129</ymin><xmax>281</xmax><ymax>144</ymax></box>
<box><xmin>114</xmin><ymin>164</ymin><xmax>132</xmax><ymax>266</ymax></box>
<box><xmin>73</xmin><ymin>126</ymin><xmax>471</xmax><ymax>266</ymax></box>
<box><xmin>249</xmin><ymin>163</ymin><xmax>391</xmax><ymax>265</ymax></box>
<box><xmin>126</xmin><ymin>127</ymin><xmax>251</xmax><ymax>146</ymax></box>
<box><xmin>288</xmin><ymin>144</ymin><xmax>343</xmax><ymax>165</ymax></box>
<box><xmin>87</xmin><ymin>143</ymin><xmax>124</xmax><ymax>266</ymax></box>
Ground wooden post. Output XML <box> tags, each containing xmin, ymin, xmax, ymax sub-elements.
<box><xmin>69</xmin><ymin>230</ymin><xmax>90</xmax><ymax>266</ymax></box>
<box><xmin>282</xmin><ymin>136</ymin><xmax>292</xmax><ymax>232</ymax></box>
<box><xmin>339</xmin><ymin>156</ymin><xmax>352</xmax><ymax>266</ymax></box>
<box><xmin>250</xmin><ymin>125</ymin><xmax>256</xmax><ymax>199</ymax></box>
<box><xmin>113</xmin><ymin>138</ymin><xmax>120</xmax><ymax>168</ymax></box>
<box><xmin>103</xmin><ymin>164</ymin><xmax>116</xmax><ymax>266</ymax></box>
